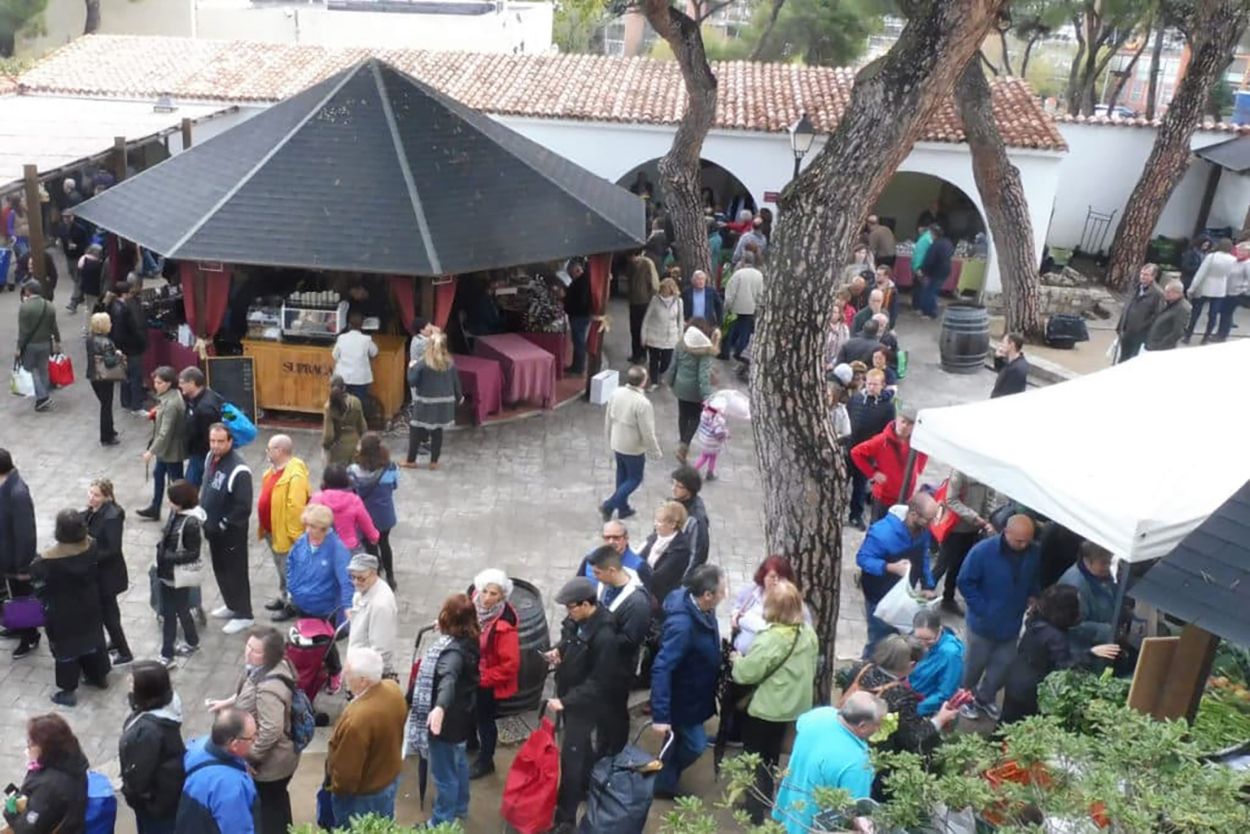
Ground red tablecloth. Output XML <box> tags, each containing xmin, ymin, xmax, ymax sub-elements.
<box><xmin>519</xmin><ymin>331</ymin><xmax>571</xmax><ymax>374</ymax></box>
<box><xmin>892</xmin><ymin>257</ymin><xmax>961</xmax><ymax>293</ymax></box>
<box><xmin>143</xmin><ymin>329</ymin><xmax>202</xmax><ymax>383</ymax></box>
<box><xmin>473</xmin><ymin>333</ymin><xmax>556</xmax><ymax>408</ymax></box>
<box><xmin>452</xmin><ymin>354</ymin><xmax>504</xmax><ymax>425</ymax></box>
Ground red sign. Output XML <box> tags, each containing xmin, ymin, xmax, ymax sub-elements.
<box><xmin>763</xmin><ymin>191</ymin><xmax>781</xmax><ymax>203</ymax></box>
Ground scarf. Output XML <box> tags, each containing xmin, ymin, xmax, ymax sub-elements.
<box><xmin>477</xmin><ymin>600</ymin><xmax>505</xmax><ymax>629</ymax></box>
<box><xmin>1077</xmin><ymin>559</ymin><xmax>1116</xmax><ymax>605</ymax></box>
<box><xmin>405</xmin><ymin>634</ymin><xmax>452</xmax><ymax>758</ymax></box>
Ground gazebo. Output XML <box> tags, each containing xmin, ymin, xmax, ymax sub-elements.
<box><xmin>74</xmin><ymin>57</ymin><xmax>645</xmax><ymax>418</ymax></box>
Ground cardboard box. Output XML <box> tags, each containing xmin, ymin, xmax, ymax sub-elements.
<box><xmin>590</xmin><ymin>369</ymin><xmax>618</xmax><ymax>405</ymax></box>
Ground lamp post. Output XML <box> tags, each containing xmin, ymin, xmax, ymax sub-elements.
<box><xmin>789</xmin><ymin>111</ymin><xmax>816</xmax><ymax>178</ymax></box>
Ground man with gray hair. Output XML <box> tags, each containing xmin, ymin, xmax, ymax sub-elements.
<box><xmin>601</xmin><ymin>366</ymin><xmax>661</xmax><ymax>522</ymax></box>
<box><xmin>723</xmin><ymin>251</ymin><xmax>765</xmax><ymax>363</ymax></box>
<box><xmin>1145</xmin><ymin>278</ymin><xmax>1191</xmax><ymax>351</ymax></box>
<box><xmin>772</xmin><ymin>690</ymin><xmax>885</xmax><ymax>833</ymax></box>
<box><xmin>327</xmin><ymin>646</ymin><xmax>408</xmax><ymax>822</ymax></box>
<box><xmin>259</xmin><ymin>433</ymin><xmax>309</xmax><ymax>620</ymax></box>
<box><xmin>347</xmin><ymin>553</ymin><xmax>397</xmax><ymax>676</ymax></box>
<box><xmin>1116</xmin><ymin>262</ymin><xmax>1163</xmax><ymax>361</ymax></box>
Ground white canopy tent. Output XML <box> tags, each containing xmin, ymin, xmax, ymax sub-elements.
<box><xmin>911</xmin><ymin>339</ymin><xmax>1250</xmax><ymax>563</ymax></box>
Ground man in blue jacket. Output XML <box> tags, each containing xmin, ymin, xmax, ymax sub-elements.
<box><xmin>177</xmin><ymin>708</ymin><xmax>260</xmax><ymax>834</ymax></box>
<box><xmin>917</xmin><ymin>224</ymin><xmax>954</xmax><ymax>319</ymax></box>
<box><xmin>575</xmin><ymin>520</ymin><xmax>653</xmax><ymax>590</ymax></box>
<box><xmin>956</xmin><ymin>515</ymin><xmax>1040</xmax><ymax>721</ymax></box>
<box><xmin>855</xmin><ymin>493</ymin><xmax>938</xmax><ymax>658</ymax></box>
<box><xmin>909</xmin><ymin>607</ymin><xmax>965</xmax><ymax>717</ymax></box>
<box><xmin>680</xmin><ymin>270</ymin><xmax>723</xmax><ymax>328</ymax></box>
<box><xmin>649</xmin><ymin>564</ymin><xmax>725</xmax><ymax>799</ymax></box>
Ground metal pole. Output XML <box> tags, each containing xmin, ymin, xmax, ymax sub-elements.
<box><xmin>898</xmin><ymin>448</ymin><xmax>919</xmax><ymax>504</ymax></box>
<box><xmin>181</xmin><ymin>117</ymin><xmax>194</xmax><ymax>151</ymax></box>
<box><xmin>22</xmin><ymin>164</ymin><xmax>46</xmax><ymax>284</ymax></box>
<box><xmin>793</xmin><ymin>156</ymin><xmax>801</xmax><ymax>179</ymax></box>
<box><xmin>112</xmin><ymin>136</ymin><xmax>127</xmax><ymax>183</ymax></box>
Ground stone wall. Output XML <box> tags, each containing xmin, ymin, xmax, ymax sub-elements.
<box><xmin>984</xmin><ymin>266</ymin><xmax>1118</xmax><ymax>319</ymax></box>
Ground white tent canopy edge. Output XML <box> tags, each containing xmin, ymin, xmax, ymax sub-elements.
<box><xmin>910</xmin><ymin>339</ymin><xmax>1250</xmax><ymax>563</ymax></box>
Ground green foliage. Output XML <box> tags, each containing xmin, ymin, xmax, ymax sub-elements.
<box><xmin>553</xmin><ymin>0</ymin><xmax>609</xmax><ymax>54</ymax></box>
<box><xmin>1036</xmin><ymin>667</ymin><xmax>1129</xmax><ymax>734</ymax></box>
<box><xmin>0</xmin><ymin>0</ymin><xmax>47</xmax><ymax>57</ymax></box>
<box><xmin>288</xmin><ymin>816</ymin><xmax>462</xmax><ymax>834</ymax></box>
<box><xmin>1209</xmin><ymin>77</ymin><xmax>1235</xmax><ymax>120</ymax></box>
<box><xmin>740</xmin><ymin>0</ymin><xmax>883</xmax><ymax>66</ymax></box>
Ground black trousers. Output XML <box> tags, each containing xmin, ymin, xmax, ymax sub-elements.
<box><xmin>647</xmin><ymin>347</ymin><xmax>674</xmax><ymax>385</ymax></box>
<box><xmin>255</xmin><ymin>775</ymin><xmax>293</xmax><ymax>834</ymax></box>
<box><xmin>742</xmin><ymin>715</ymin><xmax>792</xmax><ymax>825</ymax></box>
<box><xmin>90</xmin><ymin>381</ymin><xmax>116</xmax><ymax>443</ymax></box>
<box><xmin>365</xmin><ymin>530</ymin><xmax>394</xmax><ymax>583</ymax></box>
<box><xmin>159</xmin><ymin>584</ymin><xmax>199</xmax><ymax>660</ymax></box>
<box><xmin>100</xmin><ymin>589</ymin><xmax>131</xmax><ymax>657</ymax></box>
<box><xmin>407</xmin><ymin>427</ymin><xmax>444</xmax><ymax>464</ymax></box>
<box><xmin>474</xmin><ymin>686</ymin><xmax>498</xmax><ymax>764</ymax></box>
<box><xmin>629</xmin><ymin>304</ymin><xmax>648</xmax><ymax>361</ymax></box>
<box><xmin>555</xmin><ymin>711</ymin><xmax>613</xmax><ymax>824</ymax></box>
<box><xmin>939</xmin><ymin>530</ymin><xmax>980</xmax><ymax>602</ymax></box>
<box><xmin>207</xmin><ymin>526</ymin><xmax>253</xmax><ymax>619</ymax></box>
<box><xmin>55</xmin><ymin>647</ymin><xmax>110</xmax><ymax>692</ymax></box>
<box><xmin>677</xmin><ymin>399</ymin><xmax>703</xmax><ymax>446</ymax></box>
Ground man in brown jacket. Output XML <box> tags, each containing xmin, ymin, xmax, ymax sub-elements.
<box><xmin>327</xmin><ymin>647</ymin><xmax>408</xmax><ymax>823</ymax></box>
<box><xmin>627</xmin><ymin>252</ymin><xmax>660</xmax><ymax>363</ymax></box>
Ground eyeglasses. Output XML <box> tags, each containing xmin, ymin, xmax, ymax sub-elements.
<box><xmin>236</xmin><ymin>734</ymin><xmax>256</xmax><ymax>743</ymax></box>
<box><xmin>602</xmin><ymin>534</ymin><xmax>625</xmax><ymax>541</ymax></box>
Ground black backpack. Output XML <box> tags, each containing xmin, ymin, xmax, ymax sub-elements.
<box><xmin>1044</xmin><ymin>313</ymin><xmax>1089</xmax><ymax>349</ymax></box>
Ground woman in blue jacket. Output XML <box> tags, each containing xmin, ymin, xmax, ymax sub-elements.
<box><xmin>285</xmin><ymin>504</ymin><xmax>353</xmax><ymax>621</ymax></box>
<box><xmin>908</xmin><ymin>607</ymin><xmax>964</xmax><ymax>717</ymax></box>
<box><xmin>349</xmin><ymin>433</ymin><xmax>399</xmax><ymax>590</ymax></box>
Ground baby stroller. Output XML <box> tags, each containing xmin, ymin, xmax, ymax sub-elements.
<box><xmin>287</xmin><ymin>615</ymin><xmax>347</xmax><ymax>720</ymax></box>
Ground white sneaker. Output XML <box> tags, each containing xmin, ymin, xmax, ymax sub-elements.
<box><xmin>210</xmin><ymin>606</ymin><xmax>233</xmax><ymax>619</ymax></box>
<box><xmin>222</xmin><ymin>618</ymin><xmax>254</xmax><ymax>635</ymax></box>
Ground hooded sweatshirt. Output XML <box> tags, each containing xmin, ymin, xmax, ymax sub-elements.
<box><xmin>669</xmin><ymin>326</ymin><xmax>718</xmax><ymax>404</ymax></box>
<box><xmin>119</xmin><ymin>694</ymin><xmax>187</xmax><ymax>820</ymax></box>
<box><xmin>309</xmin><ymin>488</ymin><xmax>379</xmax><ymax>550</ymax></box>
<box><xmin>907</xmin><ymin>628</ymin><xmax>964</xmax><ymax>716</ymax></box>
<box><xmin>855</xmin><ymin>512</ymin><xmax>934</xmax><ymax>604</ymax></box>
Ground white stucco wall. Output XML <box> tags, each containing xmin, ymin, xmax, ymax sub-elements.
<box><xmin>1048</xmin><ymin>123</ymin><xmax>1250</xmax><ymax>252</ymax></box>
<box><xmin>495</xmin><ymin>116</ymin><xmax>1065</xmax><ymax>293</ymax></box>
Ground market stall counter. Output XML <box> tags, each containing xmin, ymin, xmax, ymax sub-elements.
<box><xmin>242</xmin><ymin>334</ymin><xmax>409</xmax><ymax>417</ymax></box>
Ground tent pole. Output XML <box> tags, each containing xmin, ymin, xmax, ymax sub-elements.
<box><xmin>22</xmin><ymin>164</ymin><xmax>46</xmax><ymax>284</ymax></box>
<box><xmin>898</xmin><ymin>448</ymin><xmax>919</xmax><ymax>504</ymax></box>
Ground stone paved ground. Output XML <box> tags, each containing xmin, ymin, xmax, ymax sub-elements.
<box><xmin>0</xmin><ymin>275</ymin><xmax>993</xmax><ymax>830</ymax></box>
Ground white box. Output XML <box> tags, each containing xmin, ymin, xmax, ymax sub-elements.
<box><xmin>590</xmin><ymin>369</ymin><xmax>618</xmax><ymax>405</ymax></box>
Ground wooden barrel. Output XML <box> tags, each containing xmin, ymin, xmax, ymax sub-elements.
<box><xmin>939</xmin><ymin>303</ymin><xmax>991</xmax><ymax>374</ymax></box>
<box><xmin>496</xmin><ymin>578</ymin><xmax>551</xmax><ymax>717</ymax></box>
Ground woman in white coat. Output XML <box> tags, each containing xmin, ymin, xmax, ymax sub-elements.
<box><xmin>641</xmin><ymin>277</ymin><xmax>684</xmax><ymax>390</ymax></box>
<box><xmin>1185</xmin><ymin>238</ymin><xmax>1238</xmax><ymax>344</ymax></box>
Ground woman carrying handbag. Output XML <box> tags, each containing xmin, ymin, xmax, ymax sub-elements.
<box><xmin>154</xmin><ymin>481</ymin><xmax>205</xmax><ymax>669</ymax></box>
<box><xmin>85</xmin><ymin>311</ymin><xmax>125</xmax><ymax>446</ymax></box>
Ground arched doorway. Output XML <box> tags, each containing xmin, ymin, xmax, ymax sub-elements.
<box><xmin>616</xmin><ymin>158</ymin><xmax>756</xmax><ymax>223</ymax></box>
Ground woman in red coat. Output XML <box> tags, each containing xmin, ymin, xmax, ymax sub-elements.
<box><xmin>470</xmin><ymin>568</ymin><xmax>520</xmax><ymax>779</ymax></box>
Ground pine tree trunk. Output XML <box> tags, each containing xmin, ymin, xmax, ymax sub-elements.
<box><xmin>752</xmin><ymin>0</ymin><xmax>1005</xmax><ymax>699</ymax></box>
<box><xmin>1106</xmin><ymin>0</ymin><xmax>1250</xmax><ymax>289</ymax></box>
<box><xmin>644</xmin><ymin>1</ymin><xmax>715</xmax><ymax>280</ymax></box>
<box><xmin>84</xmin><ymin>0</ymin><xmax>102</xmax><ymax>34</ymax></box>
<box><xmin>958</xmin><ymin>62</ymin><xmax>1045</xmax><ymax>340</ymax></box>
<box><xmin>1145</xmin><ymin>22</ymin><xmax>1165</xmax><ymax>119</ymax></box>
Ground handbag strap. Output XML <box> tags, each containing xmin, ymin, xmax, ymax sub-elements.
<box><xmin>754</xmin><ymin>626</ymin><xmax>802</xmax><ymax>689</ymax></box>
<box><xmin>18</xmin><ymin>300</ymin><xmax>50</xmax><ymax>356</ymax></box>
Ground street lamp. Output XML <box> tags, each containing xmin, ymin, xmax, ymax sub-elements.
<box><xmin>789</xmin><ymin>111</ymin><xmax>816</xmax><ymax>178</ymax></box>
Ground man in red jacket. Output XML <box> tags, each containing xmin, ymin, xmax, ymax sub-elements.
<box><xmin>851</xmin><ymin>409</ymin><xmax>928</xmax><ymax>522</ymax></box>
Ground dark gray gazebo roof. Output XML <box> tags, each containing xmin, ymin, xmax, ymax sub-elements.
<box><xmin>73</xmin><ymin>58</ymin><xmax>644</xmax><ymax>275</ymax></box>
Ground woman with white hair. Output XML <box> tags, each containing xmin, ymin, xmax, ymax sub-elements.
<box><xmin>468</xmin><ymin>568</ymin><xmax>519</xmax><ymax>779</ymax></box>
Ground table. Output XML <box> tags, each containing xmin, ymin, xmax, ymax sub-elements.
<box><xmin>242</xmin><ymin>334</ymin><xmax>408</xmax><ymax>417</ymax></box>
<box><xmin>452</xmin><ymin>354</ymin><xmax>504</xmax><ymax>425</ymax></box>
<box><xmin>473</xmin><ymin>333</ymin><xmax>556</xmax><ymax>408</ymax></box>
<box><xmin>143</xmin><ymin>328</ymin><xmax>201</xmax><ymax>382</ymax></box>
<box><xmin>519</xmin><ymin>331</ymin><xmax>571</xmax><ymax>374</ymax></box>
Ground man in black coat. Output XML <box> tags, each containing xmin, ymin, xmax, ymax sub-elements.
<box><xmin>836</xmin><ymin>319</ymin><xmax>886</xmax><ymax>367</ymax></box>
<box><xmin>199</xmin><ymin>424</ymin><xmax>254</xmax><ymax>633</ymax></box>
<box><xmin>845</xmin><ymin>372</ymin><xmax>896</xmax><ymax>529</ymax></box>
<box><xmin>108</xmin><ymin>277</ymin><xmax>150</xmax><ymax>412</ymax></box>
<box><xmin>671</xmin><ymin>466</ymin><xmax>709</xmax><ymax>574</ymax></box>
<box><xmin>918</xmin><ymin>224</ymin><xmax>954</xmax><ymax>319</ymax></box>
<box><xmin>587</xmin><ymin>546</ymin><xmax>652</xmax><ymax>754</ymax></box>
<box><xmin>0</xmin><ymin>449</ymin><xmax>39</xmax><ymax>656</ymax></box>
<box><xmin>178</xmin><ymin>367</ymin><xmax>225</xmax><ymax>487</ymax></box>
<box><xmin>681</xmin><ymin>270</ymin><xmax>723</xmax><ymax>328</ymax></box>
<box><xmin>562</xmin><ymin>258</ymin><xmax>593</xmax><ymax>375</ymax></box>
<box><xmin>991</xmin><ymin>333</ymin><xmax>1030</xmax><ymax>399</ymax></box>
<box><xmin>544</xmin><ymin>577</ymin><xmax>626</xmax><ymax>833</ymax></box>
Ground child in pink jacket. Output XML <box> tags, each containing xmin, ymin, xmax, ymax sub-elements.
<box><xmin>309</xmin><ymin>464</ymin><xmax>379</xmax><ymax>551</ymax></box>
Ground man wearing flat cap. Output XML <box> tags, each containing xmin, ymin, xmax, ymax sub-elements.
<box><xmin>346</xmin><ymin>553</ymin><xmax>398</xmax><ymax>678</ymax></box>
<box><xmin>542</xmin><ymin>577</ymin><xmax>628</xmax><ymax>833</ymax></box>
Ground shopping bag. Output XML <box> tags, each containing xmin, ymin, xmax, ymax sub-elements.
<box><xmin>316</xmin><ymin>786</ymin><xmax>336</xmax><ymax>830</ymax></box>
<box><xmin>873</xmin><ymin>566</ymin><xmax>939</xmax><ymax>632</ymax></box>
<box><xmin>220</xmin><ymin>402</ymin><xmax>257</xmax><ymax>447</ymax></box>
<box><xmin>9</xmin><ymin>360</ymin><xmax>34</xmax><ymax>397</ymax></box>
<box><xmin>84</xmin><ymin>770</ymin><xmax>117</xmax><ymax>834</ymax></box>
<box><xmin>2</xmin><ymin>596</ymin><xmax>45</xmax><ymax>630</ymax></box>
<box><xmin>928</xmin><ymin>479</ymin><xmax>961</xmax><ymax>544</ymax></box>
<box><xmin>48</xmin><ymin>353</ymin><xmax>75</xmax><ymax>387</ymax></box>
<box><xmin>500</xmin><ymin>713</ymin><xmax>560</xmax><ymax>834</ymax></box>
<box><xmin>1105</xmin><ymin>337</ymin><xmax>1120</xmax><ymax>364</ymax></box>
<box><xmin>173</xmin><ymin>558</ymin><xmax>204</xmax><ymax>589</ymax></box>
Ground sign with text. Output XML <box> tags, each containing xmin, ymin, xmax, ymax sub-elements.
<box><xmin>763</xmin><ymin>191</ymin><xmax>781</xmax><ymax>203</ymax></box>
<box><xmin>206</xmin><ymin>355</ymin><xmax>257</xmax><ymax>424</ymax></box>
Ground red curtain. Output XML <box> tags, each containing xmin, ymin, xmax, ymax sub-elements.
<box><xmin>433</xmin><ymin>277</ymin><xmax>458</xmax><ymax>330</ymax></box>
<box><xmin>388</xmin><ymin>276</ymin><xmax>417</xmax><ymax>333</ymax></box>
<box><xmin>587</xmin><ymin>254</ymin><xmax>611</xmax><ymax>356</ymax></box>
<box><xmin>179</xmin><ymin>261</ymin><xmax>231</xmax><ymax>339</ymax></box>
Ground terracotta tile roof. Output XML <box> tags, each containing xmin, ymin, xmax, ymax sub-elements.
<box><xmin>20</xmin><ymin>35</ymin><xmax>1067</xmax><ymax>150</ymax></box>
<box><xmin>0</xmin><ymin>76</ymin><xmax>16</xmax><ymax>96</ymax></box>
<box><xmin>1056</xmin><ymin>113</ymin><xmax>1250</xmax><ymax>135</ymax></box>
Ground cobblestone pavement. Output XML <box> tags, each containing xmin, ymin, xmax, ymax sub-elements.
<box><xmin>0</xmin><ymin>278</ymin><xmax>992</xmax><ymax>829</ymax></box>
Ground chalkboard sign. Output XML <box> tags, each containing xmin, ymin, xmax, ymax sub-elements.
<box><xmin>206</xmin><ymin>355</ymin><xmax>257</xmax><ymax>424</ymax></box>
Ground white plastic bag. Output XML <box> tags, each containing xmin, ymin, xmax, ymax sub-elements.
<box><xmin>1105</xmin><ymin>336</ymin><xmax>1120</xmax><ymax>364</ymax></box>
<box><xmin>873</xmin><ymin>565</ymin><xmax>940</xmax><ymax>632</ymax></box>
<box><xmin>9</xmin><ymin>361</ymin><xmax>34</xmax><ymax>398</ymax></box>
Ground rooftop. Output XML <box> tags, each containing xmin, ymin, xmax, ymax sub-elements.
<box><xmin>17</xmin><ymin>35</ymin><xmax>1068</xmax><ymax>151</ymax></box>
<box><xmin>1056</xmin><ymin>113</ymin><xmax>1250</xmax><ymax>135</ymax></box>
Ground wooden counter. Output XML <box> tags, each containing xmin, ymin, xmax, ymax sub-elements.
<box><xmin>243</xmin><ymin>334</ymin><xmax>408</xmax><ymax>417</ymax></box>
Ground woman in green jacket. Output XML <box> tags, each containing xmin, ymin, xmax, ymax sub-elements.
<box><xmin>731</xmin><ymin>578</ymin><xmax>819</xmax><ymax>824</ymax></box>
<box><xmin>137</xmin><ymin>366</ymin><xmax>187</xmax><ymax>521</ymax></box>
<box><xmin>667</xmin><ymin>318</ymin><xmax>719</xmax><ymax>462</ymax></box>
<box><xmin>323</xmin><ymin>375</ymin><xmax>367</xmax><ymax>466</ymax></box>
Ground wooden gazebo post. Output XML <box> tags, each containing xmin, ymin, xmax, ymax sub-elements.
<box><xmin>22</xmin><ymin>165</ymin><xmax>46</xmax><ymax>284</ymax></box>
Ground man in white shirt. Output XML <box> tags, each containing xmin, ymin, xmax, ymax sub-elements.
<box><xmin>346</xmin><ymin>553</ymin><xmax>398</xmax><ymax>677</ymax></box>
<box><xmin>332</xmin><ymin>312</ymin><xmax>378</xmax><ymax>401</ymax></box>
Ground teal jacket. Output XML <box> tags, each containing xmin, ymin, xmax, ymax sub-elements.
<box><xmin>731</xmin><ymin>623</ymin><xmax>818</xmax><ymax>722</ymax></box>
<box><xmin>667</xmin><ymin>328</ymin><xmax>718</xmax><ymax>404</ymax></box>
<box><xmin>911</xmin><ymin>230</ymin><xmax>933</xmax><ymax>273</ymax></box>
<box><xmin>907</xmin><ymin>627</ymin><xmax>964</xmax><ymax>716</ymax></box>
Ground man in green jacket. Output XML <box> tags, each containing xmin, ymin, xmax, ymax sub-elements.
<box><xmin>16</xmin><ymin>280</ymin><xmax>61</xmax><ymax>411</ymax></box>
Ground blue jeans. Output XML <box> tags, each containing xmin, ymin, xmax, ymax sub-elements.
<box><xmin>185</xmin><ymin>455</ymin><xmax>205</xmax><ymax>487</ymax></box>
<box><xmin>428</xmin><ymin>739</ymin><xmax>470</xmax><ymax>824</ymax></box>
<box><xmin>655</xmin><ymin>722</ymin><xmax>707</xmax><ymax>795</ymax></box>
<box><xmin>569</xmin><ymin>316</ymin><xmax>591</xmax><ymax>372</ymax></box>
<box><xmin>603</xmin><ymin>452</ymin><xmax>645</xmax><ymax>517</ymax></box>
<box><xmin>331</xmin><ymin>776</ymin><xmax>399</xmax><ymax>825</ymax></box>
<box><xmin>150</xmin><ymin>460</ymin><xmax>184</xmax><ymax>512</ymax></box>
<box><xmin>120</xmin><ymin>353</ymin><xmax>145</xmax><ymax>410</ymax></box>
<box><xmin>862</xmin><ymin>596</ymin><xmax>899</xmax><ymax>659</ymax></box>
<box><xmin>917</xmin><ymin>275</ymin><xmax>942</xmax><ymax>317</ymax></box>
<box><xmin>727</xmin><ymin>313</ymin><xmax>755</xmax><ymax>359</ymax></box>
<box><xmin>346</xmin><ymin>383</ymin><xmax>370</xmax><ymax>402</ymax></box>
